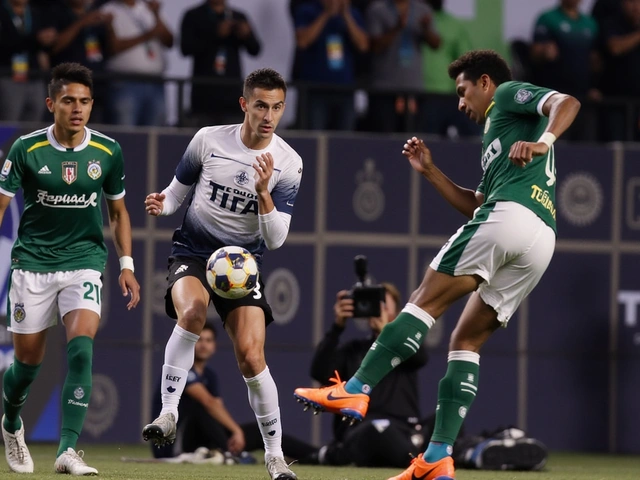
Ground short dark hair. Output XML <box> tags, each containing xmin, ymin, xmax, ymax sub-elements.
<box><xmin>243</xmin><ymin>68</ymin><xmax>287</xmax><ymax>99</ymax></box>
<box><xmin>448</xmin><ymin>50</ymin><xmax>512</xmax><ymax>86</ymax></box>
<box><xmin>202</xmin><ymin>322</ymin><xmax>217</xmax><ymax>339</ymax></box>
<box><xmin>48</xmin><ymin>62</ymin><xmax>93</xmax><ymax>100</ymax></box>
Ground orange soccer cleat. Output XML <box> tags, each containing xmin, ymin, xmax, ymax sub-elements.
<box><xmin>387</xmin><ymin>454</ymin><xmax>455</xmax><ymax>480</ymax></box>
<box><xmin>293</xmin><ymin>371</ymin><xmax>369</xmax><ymax>422</ymax></box>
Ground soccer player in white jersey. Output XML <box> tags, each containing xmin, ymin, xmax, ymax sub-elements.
<box><xmin>0</xmin><ymin>63</ymin><xmax>141</xmax><ymax>475</ymax></box>
<box><xmin>294</xmin><ymin>50</ymin><xmax>581</xmax><ymax>480</ymax></box>
<box><xmin>143</xmin><ymin>68</ymin><xmax>302</xmax><ymax>480</ymax></box>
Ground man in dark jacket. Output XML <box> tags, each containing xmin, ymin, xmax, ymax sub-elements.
<box><xmin>180</xmin><ymin>0</ymin><xmax>261</xmax><ymax>127</ymax></box>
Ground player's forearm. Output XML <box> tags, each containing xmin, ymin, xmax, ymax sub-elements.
<box><xmin>160</xmin><ymin>177</ymin><xmax>191</xmax><ymax>216</ymax></box>
<box><xmin>110</xmin><ymin>211</ymin><xmax>133</xmax><ymax>258</ymax></box>
<box><xmin>423</xmin><ymin>165</ymin><xmax>482</xmax><ymax>218</ymax></box>
<box><xmin>259</xmin><ymin>209</ymin><xmax>290</xmax><ymax>250</ymax></box>
<box><xmin>544</xmin><ymin>94</ymin><xmax>581</xmax><ymax>140</ymax></box>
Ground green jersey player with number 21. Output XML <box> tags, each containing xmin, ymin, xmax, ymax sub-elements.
<box><xmin>0</xmin><ymin>63</ymin><xmax>140</xmax><ymax>476</ymax></box>
<box><xmin>294</xmin><ymin>49</ymin><xmax>581</xmax><ymax>480</ymax></box>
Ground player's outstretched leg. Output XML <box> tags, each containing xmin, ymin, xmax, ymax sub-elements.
<box><xmin>2</xmin><ymin>415</ymin><xmax>34</xmax><ymax>473</ymax></box>
<box><xmin>265</xmin><ymin>455</ymin><xmax>298</xmax><ymax>480</ymax></box>
<box><xmin>54</xmin><ymin>448</ymin><xmax>98</xmax><ymax>475</ymax></box>
<box><xmin>293</xmin><ymin>371</ymin><xmax>369</xmax><ymax>423</ymax></box>
<box><xmin>386</xmin><ymin>454</ymin><xmax>455</xmax><ymax>480</ymax></box>
<box><xmin>142</xmin><ymin>413</ymin><xmax>177</xmax><ymax>447</ymax></box>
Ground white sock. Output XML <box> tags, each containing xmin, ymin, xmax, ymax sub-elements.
<box><xmin>159</xmin><ymin>325</ymin><xmax>199</xmax><ymax>422</ymax></box>
<box><xmin>244</xmin><ymin>366</ymin><xmax>283</xmax><ymax>459</ymax></box>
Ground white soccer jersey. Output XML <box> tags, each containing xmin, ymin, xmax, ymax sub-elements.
<box><xmin>171</xmin><ymin>124</ymin><xmax>303</xmax><ymax>263</ymax></box>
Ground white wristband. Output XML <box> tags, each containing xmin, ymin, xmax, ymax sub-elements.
<box><xmin>119</xmin><ymin>256</ymin><xmax>135</xmax><ymax>272</ymax></box>
<box><xmin>537</xmin><ymin>132</ymin><xmax>557</xmax><ymax>148</ymax></box>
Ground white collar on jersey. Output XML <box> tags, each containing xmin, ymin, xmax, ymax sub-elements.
<box><xmin>47</xmin><ymin>125</ymin><xmax>91</xmax><ymax>152</ymax></box>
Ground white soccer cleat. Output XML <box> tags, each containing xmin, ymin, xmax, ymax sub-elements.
<box><xmin>142</xmin><ymin>413</ymin><xmax>176</xmax><ymax>447</ymax></box>
<box><xmin>54</xmin><ymin>448</ymin><xmax>98</xmax><ymax>475</ymax></box>
<box><xmin>265</xmin><ymin>455</ymin><xmax>298</xmax><ymax>480</ymax></box>
<box><xmin>2</xmin><ymin>415</ymin><xmax>34</xmax><ymax>473</ymax></box>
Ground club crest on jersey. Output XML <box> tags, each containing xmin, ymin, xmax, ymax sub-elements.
<box><xmin>234</xmin><ymin>170</ymin><xmax>250</xmax><ymax>186</ymax></box>
<box><xmin>62</xmin><ymin>162</ymin><xmax>77</xmax><ymax>185</ymax></box>
<box><xmin>484</xmin><ymin>116</ymin><xmax>491</xmax><ymax>134</ymax></box>
<box><xmin>87</xmin><ymin>160</ymin><xmax>102</xmax><ymax>180</ymax></box>
<box><xmin>13</xmin><ymin>303</ymin><xmax>25</xmax><ymax>323</ymax></box>
<box><xmin>514</xmin><ymin>89</ymin><xmax>534</xmax><ymax>104</ymax></box>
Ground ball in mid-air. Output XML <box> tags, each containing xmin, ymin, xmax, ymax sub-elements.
<box><xmin>206</xmin><ymin>246</ymin><xmax>259</xmax><ymax>299</ymax></box>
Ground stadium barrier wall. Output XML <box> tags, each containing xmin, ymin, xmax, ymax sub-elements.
<box><xmin>0</xmin><ymin>125</ymin><xmax>638</xmax><ymax>453</ymax></box>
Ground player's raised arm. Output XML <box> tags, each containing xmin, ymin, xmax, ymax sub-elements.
<box><xmin>403</xmin><ymin>137</ymin><xmax>483</xmax><ymax>219</ymax></box>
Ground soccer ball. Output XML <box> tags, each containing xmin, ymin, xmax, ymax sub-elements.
<box><xmin>206</xmin><ymin>246</ymin><xmax>259</xmax><ymax>299</ymax></box>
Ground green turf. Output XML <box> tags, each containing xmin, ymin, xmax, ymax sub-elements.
<box><xmin>9</xmin><ymin>444</ymin><xmax>640</xmax><ymax>479</ymax></box>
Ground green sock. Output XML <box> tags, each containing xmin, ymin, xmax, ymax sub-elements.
<box><xmin>351</xmin><ymin>309</ymin><xmax>432</xmax><ymax>389</ymax></box>
<box><xmin>57</xmin><ymin>336</ymin><xmax>93</xmax><ymax>456</ymax></box>
<box><xmin>430</xmin><ymin>352</ymin><xmax>480</xmax><ymax>445</ymax></box>
<box><xmin>2</xmin><ymin>358</ymin><xmax>41</xmax><ymax>433</ymax></box>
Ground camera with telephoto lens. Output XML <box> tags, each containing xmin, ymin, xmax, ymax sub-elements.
<box><xmin>345</xmin><ymin>255</ymin><xmax>386</xmax><ymax>318</ymax></box>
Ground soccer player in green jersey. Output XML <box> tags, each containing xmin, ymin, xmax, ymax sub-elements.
<box><xmin>294</xmin><ymin>50</ymin><xmax>581</xmax><ymax>480</ymax></box>
<box><xmin>0</xmin><ymin>63</ymin><xmax>141</xmax><ymax>475</ymax></box>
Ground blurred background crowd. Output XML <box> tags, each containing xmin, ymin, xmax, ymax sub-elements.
<box><xmin>1</xmin><ymin>0</ymin><xmax>638</xmax><ymax>142</ymax></box>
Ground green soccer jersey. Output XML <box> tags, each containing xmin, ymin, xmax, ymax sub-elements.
<box><xmin>479</xmin><ymin>81</ymin><xmax>558</xmax><ymax>232</ymax></box>
<box><xmin>0</xmin><ymin>125</ymin><xmax>126</xmax><ymax>273</ymax></box>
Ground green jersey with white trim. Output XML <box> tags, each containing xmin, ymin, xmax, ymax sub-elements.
<box><xmin>0</xmin><ymin>125</ymin><xmax>126</xmax><ymax>273</ymax></box>
<box><xmin>478</xmin><ymin>81</ymin><xmax>558</xmax><ymax>233</ymax></box>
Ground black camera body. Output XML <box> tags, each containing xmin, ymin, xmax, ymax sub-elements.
<box><xmin>347</xmin><ymin>255</ymin><xmax>385</xmax><ymax>318</ymax></box>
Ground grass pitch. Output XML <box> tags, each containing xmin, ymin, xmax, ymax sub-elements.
<box><xmin>10</xmin><ymin>444</ymin><xmax>639</xmax><ymax>479</ymax></box>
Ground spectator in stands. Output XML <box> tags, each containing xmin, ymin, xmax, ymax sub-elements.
<box><xmin>420</xmin><ymin>0</ymin><xmax>479</xmax><ymax>138</ymax></box>
<box><xmin>180</xmin><ymin>0</ymin><xmax>261</xmax><ymax>128</ymax></box>
<box><xmin>531</xmin><ymin>0</ymin><xmax>600</xmax><ymax>142</ymax></box>
<box><xmin>365</xmin><ymin>0</ymin><xmax>440</xmax><ymax>133</ymax></box>
<box><xmin>50</xmin><ymin>0</ymin><xmax>112</xmax><ymax>123</ymax></box>
<box><xmin>101</xmin><ymin>0</ymin><xmax>173</xmax><ymax>126</ymax></box>
<box><xmin>294</xmin><ymin>0</ymin><xmax>369</xmax><ymax>131</ymax></box>
<box><xmin>0</xmin><ymin>0</ymin><xmax>57</xmax><ymax>122</ymax></box>
<box><xmin>151</xmin><ymin>322</ymin><xmax>317</xmax><ymax>463</ymax></box>
<box><xmin>599</xmin><ymin>0</ymin><xmax>640</xmax><ymax>141</ymax></box>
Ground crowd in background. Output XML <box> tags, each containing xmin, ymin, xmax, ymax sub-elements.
<box><xmin>1</xmin><ymin>0</ymin><xmax>639</xmax><ymax>142</ymax></box>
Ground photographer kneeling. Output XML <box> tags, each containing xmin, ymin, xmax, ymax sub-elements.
<box><xmin>306</xmin><ymin>282</ymin><xmax>431</xmax><ymax>468</ymax></box>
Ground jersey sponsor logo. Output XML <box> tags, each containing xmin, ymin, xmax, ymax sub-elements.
<box><xmin>1</xmin><ymin>159</ymin><xmax>12</xmax><ymax>178</ymax></box>
<box><xmin>13</xmin><ymin>303</ymin><xmax>25</xmax><ymax>323</ymax></box>
<box><xmin>209</xmin><ymin>181</ymin><xmax>258</xmax><ymax>215</ymax></box>
<box><xmin>234</xmin><ymin>170</ymin><xmax>250</xmax><ymax>186</ymax></box>
<box><xmin>530</xmin><ymin>184</ymin><xmax>556</xmax><ymax>219</ymax></box>
<box><xmin>62</xmin><ymin>161</ymin><xmax>77</xmax><ymax>185</ymax></box>
<box><xmin>38</xmin><ymin>165</ymin><xmax>51</xmax><ymax>174</ymax></box>
<box><xmin>481</xmin><ymin>138</ymin><xmax>502</xmax><ymax>171</ymax></box>
<box><xmin>514</xmin><ymin>88</ymin><xmax>534</xmax><ymax>104</ymax></box>
<box><xmin>36</xmin><ymin>190</ymin><xmax>98</xmax><ymax>208</ymax></box>
<box><xmin>87</xmin><ymin>160</ymin><xmax>102</xmax><ymax>180</ymax></box>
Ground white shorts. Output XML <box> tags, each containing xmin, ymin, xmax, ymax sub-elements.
<box><xmin>430</xmin><ymin>201</ymin><xmax>555</xmax><ymax>325</ymax></box>
<box><xmin>7</xmin><ymin>269</ymin><xmax>102</xmax><ymax>334</ymax></box>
